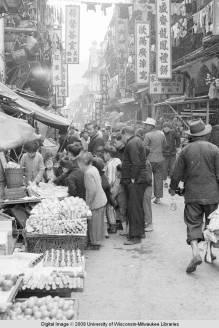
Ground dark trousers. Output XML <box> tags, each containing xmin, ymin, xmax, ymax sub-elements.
<box><xmin>151</xmin><ymin>162</ymin><xmax>163</xmax><ymax>198</ymax></box>
<box><xmin>184</xmin><ymin>203</ymin><xmax>218</xmax><ymax>245</ymax></box>
<box><xmin>127</xmin><ymin>183</ymin><xmax>146</xmax><ymax>239</ymax></box>
<box><xmin>163</xmin><ymin>155</ymin><xmax>176</xmax><ymax>180</ymax></box>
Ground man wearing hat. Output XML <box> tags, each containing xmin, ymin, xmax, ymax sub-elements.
<box><xmin>169</xmin><ymin>119</ymin><xmax>219</xmax><ymax>274</ymax></box>
<box><xmin>144</xmin><ymin>118</ymin><xmax>167</xmax><ymax>204</ymax></box>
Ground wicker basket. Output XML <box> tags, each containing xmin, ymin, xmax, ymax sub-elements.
<box><xmin>5</xmin><ymin>168</ymin><xmax>24</xmax><ymax>189</ymax></box>
<box><xmin>23</xmin><ymin>232</ymin><xmax>88</xmax><ymax>253</ymax></box>
<box><xmin>4</xmin><ymin>187</ymin><xmax>26</xmax><ymax>200</ymax></box>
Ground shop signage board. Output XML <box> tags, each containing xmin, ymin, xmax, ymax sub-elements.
<box><xmin>149</xmin><ymin>73</ymin><xmax>184</xmax><ymax>94</ymax></box>
<box><xmin>213</xmin><ymin>0</ymin><xmax>219</xmax><ymax>34</ymax></box>
<box><xmin>52</xmin><ymin>50</ymin><xmax>62</xmax><ymax>86</ymax></box>
<box><xmin>156</xmin><ymin>0</ymin><xmax>172</xmax><ymax>79</ymax></box>
<box><xmin>58</xmin><ymin>64</ymin><xmax>68</xmax><ymax>97</ymax></box>
<box><xmin>135</xmin><ymin>22</ymin><xmax>150</xmax><ymax>85</ymax></box>
<box><xmin>65</xmin><ymin>5</ymin><xmax>80</xmax><ymax>64</ymax></box>
<box><xmin>56</xmin><ymin>96</ymin><xmax>64</xmax><ymax>107</ymax></box>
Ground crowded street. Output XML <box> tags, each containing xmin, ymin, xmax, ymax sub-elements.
<box><xmin>79</xmin><ymin>188</ymin><xmax>219</xmax><ymax>320</ymax></box>
<box><xmin>0</xmin><ymin>0</ymin><xmax>219</xmax><ymax>326</ymax></box>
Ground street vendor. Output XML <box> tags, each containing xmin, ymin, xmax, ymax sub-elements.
<box><xmin>20</xmin><ymin>141</ymin><xmax>44</xmax><ymax>185</ymax></box>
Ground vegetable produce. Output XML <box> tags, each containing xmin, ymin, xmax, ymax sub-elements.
<box><xmin>28</xmin><ymin>182</ymin><xmax>68</xmax><ymax>199</ymax></box>
<box><xmin>26</xmin><ymin>197</ymin><xmax>91</xmax><ymax>235</ymax></box>
<box><xmin>4</xmin><ymin>296</ymin><xmax>77</xmax><ymax>320</ymax></box>
<box><xmin>43</xmin><ymin>249</ymin><xmax>84</xmax><ymax>267</ymax></box>
<box><xmin>22</xmin><ymin>271</ymin><xmax>84</xmax><ymax>290</ymax></box>
<box><xmin>0</xmin><ymin>274</ymin><xmax>18</xmax><ymax>292</ymax></box>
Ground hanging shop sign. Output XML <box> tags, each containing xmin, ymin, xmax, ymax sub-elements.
<box><xmin>56</xmin><ymin>96</ymin><xmax>64</xmax><ymax>107</ymax></box>
<box><xmin>213</xmin><ymin>0</ymin><xmax>219</xmax><ymax>35</ymax></box>
<box><xmin>149</xmin><ymin>73</ymin><xmax>184</xmax><ymax>95</ymax></box>
<box><xmin>135</xmin><ymin>22</ymin><xmax>150</xmax><ymax>85</ymax></box>
<box><xmin>58</xmin><ymin>64</ymin><xmax>68</xmax><ymax>97</ymax></box>
<box><xmin>49</xmin><ymin>28</ymin><xmax>62</xmax><ymax>52</ymax></box>
<box><xmin>156</xmin><ymin>0</ymin><xmax>171</xmax><ymax>79</ymax></box>
<box><xmin>52</xmin><ymin>50</ymin><xmax>62</xmax><ymax>86</ymax></box>
<box><xmin>65</xmin><ymin>5</ymin><xmax>80</xmax><ymax>64</ymax></box>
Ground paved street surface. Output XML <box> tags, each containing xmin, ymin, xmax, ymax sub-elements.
<box><xmin>78</xmin><ymin>189</ymin><xmax>219</xmax><ymax>320</ymax></box>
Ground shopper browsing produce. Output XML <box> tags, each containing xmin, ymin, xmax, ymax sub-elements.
<box><xmin>78</xmin><ymin>151</ymin><xmax>107</xmax><ymax>249</ymax></box>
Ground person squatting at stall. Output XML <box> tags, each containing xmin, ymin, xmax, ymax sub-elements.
<box><xmin>78</xmin><ymin>151</ymin><xmax>107</xmax><ymax>250</ymax></box>
<box><xmin>144</xmin><ymin>118</ymin><xmax>167</xmax><ymax>204</ymax></box>
<box><xmin>121</xmin><ymin>127</ymin><xmax>147</xmax><ymax>245</ymax></box>
<box><xmin>169</xmin><ymin>119</ymin><xmax>219</xmax><ymax>274</ymax></box>
<box><xmin>20</xmin><ymin>140</ymin><xmax>44</xmax><ymax>185</ymax></box>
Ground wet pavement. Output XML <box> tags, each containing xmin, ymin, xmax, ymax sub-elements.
<box><xmin>77</xmin><ymin>189</ymin><xmax>219</xmax><ymax>320</ymax></box>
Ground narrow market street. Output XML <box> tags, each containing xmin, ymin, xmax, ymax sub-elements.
<box><xmin>78</xmin><ymin>188</ymin><xmax>219</xmax><ymax>320</ymax></box>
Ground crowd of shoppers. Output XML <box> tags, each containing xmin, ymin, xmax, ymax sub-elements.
<box><xmin>18</xmin><ymin>117</ymin><xmax>219</xmax><ymax>273</ymax></box>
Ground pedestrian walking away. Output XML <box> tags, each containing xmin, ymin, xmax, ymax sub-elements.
<box><xmin>144</xmin><ymin>118</ymin><xmax>167</xmax><ymax>204</ymax></box>
<box><xmin>121</xmin><ymin>126</ymin><xmax>148</xmax><ymax>245</ymax></box>
<box><xmin>162</xmin><ymin>121</ymin><xmax>181</xmax><ymax>188</ymax></box>
<box><xmin>169</xmin><ymin>119</ymin><xmax>219</xmax><ymax>274</ymax></box>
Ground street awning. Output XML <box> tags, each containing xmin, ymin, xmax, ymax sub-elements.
<box><xmin>0</xmin><ymin>82</ymin><xmax>70</xmax><ymax>129</ymax></box>
<box><xmin>0</xmin><ymin>112</ymin><xmax>40</xmax><ymax>151</ymax></box>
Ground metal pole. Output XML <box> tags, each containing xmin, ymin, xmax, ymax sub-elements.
<box><xmin>0</xmin><ymin>17</ymin><xmax>5</xmax><ymax>83</ymax></box>
<box><xmin>206</xmin><ymin>100</ymin><xmax>210</xmax><ymax>124</ymax></box>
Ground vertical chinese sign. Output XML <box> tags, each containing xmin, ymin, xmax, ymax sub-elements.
<box><xmin>156</xmin><ymin>0</ymin><xmax>171</xmax><ymax>79</ymax></box>
<box><xmin>65</xmin><ymin>5</ymin><xmax>80</xmax><ymax>64</ymax></box>
<box><xmin>58</xmin><ymin>63</ymin><xmax>68</xmax><ymax>98</ymax></box>
<box><xmin>135</xmin><ymin>22</ymin><xmax>150</xmax><ymax>85</ymax></box>
<box><xmin>51</xmin><ymin>29</ymin><xmax>62</xmax><ymax>87</ymax></box>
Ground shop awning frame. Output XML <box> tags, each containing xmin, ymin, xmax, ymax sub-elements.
<box><xmin>0</xmin><ymin>82</ymin><xmax>70</xmax><ymax>129</ymax></box>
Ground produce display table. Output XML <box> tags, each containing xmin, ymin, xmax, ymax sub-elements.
<box><xmin>0</xmin><ymin>197</ymin><xmax>41</xmax><ymax>207</ymax></box>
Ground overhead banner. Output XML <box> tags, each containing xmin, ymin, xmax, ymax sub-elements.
<box><xmin>52</xmin><ymin>50</ymin><xmax>62</xmax><ymax>86</ymax></box>
<box><xmin>213</xmin><ymin>0</ymin><xmax>219</xmax><ymax>34</ymax></box>
<box><xmin>65</xmin><ymin>5</ymin><xmax>80</xmax><ymax>64</ymax></box>
<box><xmin>156</xmin><ymin>0</ymin><xmax>172</xmax><ymax>79</ymax></box>
<box><xmin>149</xmin><ymin>73</ymin><xmax>184</xmax><ymax>94</ymax></box>
<box><xmin>135</xmin><ymin>22</ymin><xmax>150</xmax><ymax>85</ymax></box>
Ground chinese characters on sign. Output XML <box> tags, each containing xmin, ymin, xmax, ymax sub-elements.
<box><xmin>156</xmin><ymin>0</ymin><xmax>171</xmax><ymax>79</ymax></box>
<box><xmin>149</xmin><ymin>74</ymin><xmax>184</xmax><ymax>94</ymax></box>
<box><xmin>52</xmin><ymin>50</ymin><xmax>62</xmax><ymax>86</ymax></box>
<box><xmin>65</xmin><ymin>5</ymin><xmax>80</xmax><ymax>64</ymax></box>
<box><xmin>58</xmin><ymin>63</ymin><xmax>68</xmax><ymax>97</ymax></box>
<box><xmin>213</xmin><ymin>0</ymin><xmax>219</xmax><ymax>35</ymax></box>
<box><xmin>135</xmin><ymin>22</ymin><xmax>150</xmax><ymax>84</ymax></box>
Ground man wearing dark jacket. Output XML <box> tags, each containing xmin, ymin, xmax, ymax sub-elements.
<box><xmin>163</xmin><ymin>121</ymin><xmax>181</xmax><ymax>188</ymax></box>
<box><xmin>121</xmin><ymin>126</ymin><xmax>148</xmax><ymax>245</ymax></box>
<box><xmin>169</xmin><ymin>119</ymin><xmax>219</xmax><ymax>274</ymax></box>
<box><xmin>87</xmin><ymin>123</ymin><xmax>105</xmax><ymax>155</ymax></box>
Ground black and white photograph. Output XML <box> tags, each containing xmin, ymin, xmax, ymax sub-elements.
<box><xmin>0</xmin><ymin>0</ymin><xmax>219</xmax><ymax>326</ymax></box>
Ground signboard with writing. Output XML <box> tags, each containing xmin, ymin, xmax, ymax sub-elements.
<box><xmin>135</xmin><ymin>22</ymin><xmax>150</xmax><ymax>85</ymax></box>
<box><xmin>156</xmin><ymin>0</ymin><xmax>171</xmax><ymax>79</ymax></box>
<box><xmin>213</xmin><ymin>0</ymin><xmax>219</xmax><ymax>35</ymax></box>
<box><xmin>65</xmin><ymin>5</ymin><xmax>80</xmax><ymax>64</ymax></box>
<box><xmin>58</xmin><ymin>63</ymin><xmax>68</xmax><ymax>97</ymax></box>
<box><xmin>149</xmin><ymin>73</ymin><xmax>184</xmax><ymax>94</ymax></box>
<box><xmin>52</xmin><ymin>50</ymin><xmax>62</xmax><ymax>86</ymax></box>
<box><xmin>56</xmin><ymin>96</ymin><xmax>64</xmax><ymax>107</ymax></box>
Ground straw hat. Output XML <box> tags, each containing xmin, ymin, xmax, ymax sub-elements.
<box><xmin>143</xmin><ymin>118</ymin><xmax>156</xmax><ymax>127</ymax></box>
<box><xmin>187</xmin><ymin>119</ymin><xmax>212</xmax><ymax>137</ymax></box>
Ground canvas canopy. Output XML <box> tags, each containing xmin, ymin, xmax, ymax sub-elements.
<box><xmin>0</xmin><ymin>112</ymin><xmax>40</xmax><ymax>151</ymax></box>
